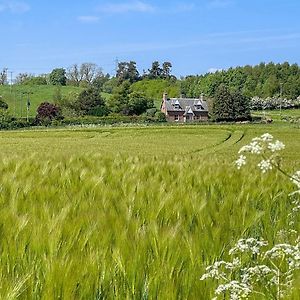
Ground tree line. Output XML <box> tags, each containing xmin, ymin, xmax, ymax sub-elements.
<box><xmin>180</xmin><ymin>62</ymin><xmax>300</xmax><ymax>100</ymax></box>
<box><xmin>0</xmin><ymin>61</ymin><xmax>299</xmax><ymax>124</ymax></box>
<box><xmin>2</xmin><ymin>61</ymin><xmax>300</xmax><ymax>100</ymax></box>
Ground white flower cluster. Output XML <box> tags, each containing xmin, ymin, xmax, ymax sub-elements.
<box><xmin>229</xmin><ymin>238</ymin><xmax>268</xmax><ymax>255</ymax></box>
<box><xmin>291</xmin><ymin>171</ymin><xmax>300</xmax><ymax>190</ymax></box>
<box><xmin>238</xmin><ymin>141</ymin><xmax>263</xmax><ymax>155</ymax></box>
<box><xmin>265</xmin><ymin>243</ymin><xmax>300</xmax><ymax>269</ymax></box>
<box><xmin>201</xmin><ymin>239</ymin><xmax>300</xmax><ymax>299</ymax></box>
<box><xmin>235</xmin><ymin>155</ymin><xmax>246</xmax><ymax>170</ymax></box>
<box><xmin>215</xmin><ymin>281</ymin><xmax>252</xmax><ymax>300</ymax></box>
<box><xmin>257</xmin><ymin>159</ymin><xmax>272</xmax><ymax>173</ymax></box>
<box><xmin>203</xmin><ymin>134</ymin><xmax>300</xmax><ymax>299</ymax></box>
<box><xmin>260</xmin><ymin>133</ymin><xmax>274</xmax><ymax>142</ymax></box>
<box><xmin>200</xmin><ymin>258</ymin><xmax>241</xmax><ymax>281</ymax></box>
<box><xmin>235</xmin><ymin>133</ymin><xmax>286</xmax><ymax>173</ymax></box>
<box><xmin>268</xmin><ymin>140</ymin><xmax>285</xmax><ymax>152</ymax></box>
<box><xmin>292</xmin><ymin>199</ymin><xmax>300</xmax><ymax>213</ymax></box>
<box><xmin>241</xmin><ymin>265</ymin><xmax>275</xmax><ymax>284</ymax></box>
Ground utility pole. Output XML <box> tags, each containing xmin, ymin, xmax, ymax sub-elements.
<box><xmin>14</xmin><ymin>90</ymin><xmax>16</xmax><ymax>116</ymax></box>
<box><xmin>280</xmin><ymin>82</ymin><xmax>283</xmax><ymax>117</ymax></box>
<box><xmin>26</xmin><ymin>93</ymin><xmax>30</xmax><ymax>122</ymax></box>
<box><xmin>20</xmin><ymin>92</ymin><xmax>22</xmax><ymax>118</ymax></box>
<box><xmin>115</xmin><ymin>57</ymin><xmax>119</xmax><ymax>76</ymax></box>
<box><xmin>9</xmin><ymin>71</ymin><xmax>13</xmax><ymax>94</ymax></box>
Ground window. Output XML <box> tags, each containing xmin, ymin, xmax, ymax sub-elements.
<box><xmin>195</xmin><ymin>105</ymin><xmax>203</xmax><ymax>110</ymax></box>
<box><xmin>174</xmin><ymin>115</ymin><xmax>179</xmax><ymax>121</ymax></box>
<box><xmin>174</xmin><ymin>104</ymin><xmax>180</xmax><ymax>110</ymax></box>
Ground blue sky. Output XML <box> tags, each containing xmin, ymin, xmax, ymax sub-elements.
<box><xmin>1</xmin><ymin>0</ymin><xmax>300</xmax><ymax>77</ymax></box>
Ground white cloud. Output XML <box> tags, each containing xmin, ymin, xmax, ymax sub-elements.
<box><xmin>0</xmin><ymin>1</ymin><xmax>30</xmax><ymax>13</ymax></box>
<box><xmin>97</xmin><ymin>1</ymin><xmax>155</xmax><ymax>14</ymax></box>
<box><xmin>77</xmin><ymin>15</ymin><xmax>100</xmax><ymax>24</ymax></box>
<box><xmin>170</xmin><ymin>3</ymin><xmax>196</xmax><ymax>13</ymax></box>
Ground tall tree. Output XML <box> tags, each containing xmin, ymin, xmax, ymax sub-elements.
<box><xmin>232</xmin><ymin>90</ymin><xmax>251</xmax><ymax>120</ymax></box>
<box><xmin>67</xmin><ymin>64</ymin><xmax>82</xmax><ymax>86</ymax></box>
<box><xmin>73</xmin><ymin>88</ymin><xmax>107</xmax><ymax>116</ymax></box>
<box><xmin>67</xmin><ymin>63</ymin><xmax>105</xmax><ymax>86</ymax></box>
<box><xmin>263</xmin><ymin>75</ymin><xmax>279</xmax><ymax>97</ymax></box>
<box><xmin>213</xmin><ymin>84</ymin><xmax>235</xmax><ymax>121</ymax></box>
<box><xmin>92</xmin><ymin>73</ymin><xmax>110</xmax><ymax>91</ymax></box>
<box><xmin>107</xmin><ymin>81</ymin><xmax>131</xmax><ymax>114</ymax></box>
<box><xmin>49</xmin><ymin>68</ymin><xmax>67</xmax><ymax>86</ymax></box>
<box><xmin>213</xmin><ymin>85</ymin><xmax>251</xmax><ymax>121</ymax></box>
<box><xmin>0</xmin><ymin>68</ymin><xmax>8</xmax><ymax>85</ymax></box>
<box><xmin>15</xmin><ymin>73</ymin><xmax>32</xmax><ymax>84</ymax></box>
<box><xmin>116</xmin><ymin>61</ymin><xmax>140</xmax><ymax>83</ymax></box>
<box><xmin>80</xmin><ymin>63</ymin><xmax>101</xmax><ymax>85</ymax></box>
<box><xmin>148</xmin><ymin>61</ymin><xmax>162</xmax><ymax>79</ymax></box>
<box><xmin>162</xmin><ymin>62</ymin><xmax>172</xmax><ymax>79</ymax></box>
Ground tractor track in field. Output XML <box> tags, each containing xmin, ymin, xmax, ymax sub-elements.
<box><xmin>187</xmin><ymin>129</ymin><xmax>245</xmax><ymax>155</ymax></box>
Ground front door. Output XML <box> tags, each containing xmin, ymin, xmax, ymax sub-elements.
<box><xmin>185</xmin><ymin>114</ymin><xmax>194</xmax><ymax>122</ymax></box>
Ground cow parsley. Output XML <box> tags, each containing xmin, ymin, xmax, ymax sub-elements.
<box><xmin>235</xmin><ymin>133</ymin><xmax>286</xmax><ymax>173</ymax></box>
<box><xmin>291</xmin><ymin>171</ymin><xmax>300</xmax><ymax>189</ymax></box>
<box><xmin>257</xmin><ymin>159</ymin><xmax>273</xmax><ymax>173</ymax></box>
<box><xmin>235</xmin><ymin>155</ymin><xmax>247</xmax><ymax>169</ymax></box>
<box><xmin>268</xmin><ymin>140</ymin><xmax>285</xmax><ymax>152</ymax></box>
<box><xmin>260</xmin><ymin>133</ymin><xmax>274</xmax><ymax>142</ymax></box>
<box><xmin>201</xmin><ymin>134</ymin><xmax>300</xmax><ymax>299</ymax></box>
<box><xmin>229</xmin><ymin>238</ymin><xmax>268</xmax><ymax>255</ymax></box>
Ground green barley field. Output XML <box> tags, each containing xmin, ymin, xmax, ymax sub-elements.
<box><xmin>0</xmin><ymin>123</ymin><xmax>299</xmax><ymax>299</ymax></box>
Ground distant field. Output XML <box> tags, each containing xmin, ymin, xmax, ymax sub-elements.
<box><xmin>0</xmin><ymin>124</ymin><xmax>298</xmax><ymax>298</ymax></box>
<box><xmin>0</xmin><ymin>85</ymin><xmax>83</xmax><ymax>117</ymax></box>
<box><xmin>252</xmin><ymin>108</ymin><xmax>300</xmax><ymax>121</ymax></box>
<box><xmin>0</xmin><ymin>85</ymin><xmax>112</xmax><ymax>118</ymax></box>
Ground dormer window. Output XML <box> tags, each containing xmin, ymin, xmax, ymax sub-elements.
<box><xmin>195</xmin><ymin>105</ymin><xmax>203</xmax><ymax>110</ymax></box>
<box><xmin>173</xmin><ymin>99</ymin><xmax>181</xmax><ymax>110</ymax></box>
<box><xmin>195</xmin><ymin>100</ymin><xmax>204</xmax><ymax>110</ymax></box>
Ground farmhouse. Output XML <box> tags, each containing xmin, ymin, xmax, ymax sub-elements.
<box><xmin>161</xmin><ymin>93</ymin><xmax>209</xmax><ymax>122</ymax></box>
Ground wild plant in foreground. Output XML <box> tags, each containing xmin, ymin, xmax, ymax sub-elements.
<box><xmin>201</xmin><ymin>133</ymin><xmax>300</xmax><ymax>300</ymax></box>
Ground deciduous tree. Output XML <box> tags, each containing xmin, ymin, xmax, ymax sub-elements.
<box><xmin>73</xmin><ymin>88</ymin><xmax>107</xmax><ymax>116</ymax></box>
<box><xmin>116</xmin><ymin>61</ymin><xmax>140</xmax><ymax>84</ymax></box>
<box><xmin>128</xmin><ymin>91</ymin><xmax>154</xmax><ymax>115</ymax></box>
<box><xmin>36</xmin><ymin>102</ymin><xmax>62</xmax><ymax>124</ymax></box>
<box><xmin>0</xmin><ymin>68</ymin><xmax>8</xmax><ymax>85</ymax></box>
<box><xmin>49</xmin><ymin>68</ymin><xmax>67</xmax><ymax>86</ymax></box>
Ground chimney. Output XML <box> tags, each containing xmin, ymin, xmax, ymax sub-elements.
<box><xmin>161</xmin><ymin>92</ymin><xmax>168</xmax><ymax>113</ymax></box>
<box><xmin>163</xmin><ymin>92</ymin><xmax>168</xmax><ymax>102</ymax></box>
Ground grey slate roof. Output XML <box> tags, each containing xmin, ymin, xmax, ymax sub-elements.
<box><xmin>165</xmin><ymin>98</ymin><xmax>208</xmax><ymax>113</ymax></box>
